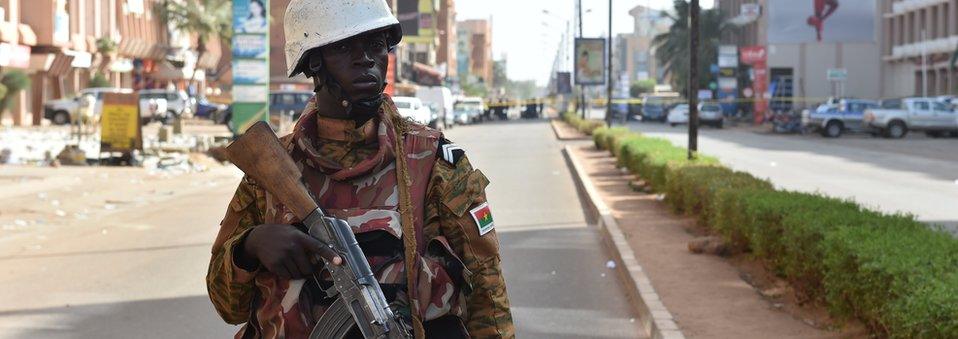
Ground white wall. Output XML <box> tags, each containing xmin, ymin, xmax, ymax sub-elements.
<box><xmin>767</xmin><ymin>42</ymin><xmax>882</xmax><ymax>103</ymax></box>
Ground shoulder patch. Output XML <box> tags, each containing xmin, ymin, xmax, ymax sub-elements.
<box><xmin>438</xmin><ymin>138</ymin><xmax>465</xmax><ymax>165</ymax></box>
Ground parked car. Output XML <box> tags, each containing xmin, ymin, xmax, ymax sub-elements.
<box><xmin>667</xmin><ymin>104</ymin><xmax>690</xmax><ymax>126</ymax></box>
<box><xmin>453</xmin><ymin>97</ymin><xmax>484</xmax><ymax>124</ymax></box>
<box><xmin>393</xmin><ymin>96</ymin><xmax>433</xmax><ymax>125</ymax></box>
<box><xmin>802</xmin><ymin>99</ymin><xmax>879</xmax><ymax>137</ymax></box>
<box><xmin>44</xmin><ymin>87</ymin><xmax>169</xmax><ymax>125</ymax></box>
<box><xmin>417</xmin><ymin>86</ymin><xmax>454</xmax><ymax>129</ymax></box>
<box><xmin>269</xmin><ymin>90</ymin><xmax>313</xmax><ymax>121</ymax></box>
<box><xmin>138</xmin><ymin>89</ymin><xmax>193</xmax><ymax>119</ymax></box>
<box><xmin>194</xmin><ymin>97</ymin><xmax>228</xmax><ymax>119</ymax></box>
<box><xmin>699</xmin><ymin>102</ymin><xmax>725</xmax><ymax>128</ymax></box>
<box><xmin>642</xmin><ymin>94</ymin><xmax>680</xmax><ymax>122</ymax></box>
<box><xmin>863</xmin><ymin>97</ymin><xmax>958</xmax><ymax>138</ymax></box>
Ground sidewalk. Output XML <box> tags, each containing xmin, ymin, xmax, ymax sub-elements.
<box><xmin>567</xmin><ymin>144</ymin><xmax>866</xmax><ymax>338</ymax></box>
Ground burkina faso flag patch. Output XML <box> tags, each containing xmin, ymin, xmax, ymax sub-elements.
<box><xmin>470</xmin><ymin>202</ymin><xmax>495</xmax><ymax>236</ymax></box>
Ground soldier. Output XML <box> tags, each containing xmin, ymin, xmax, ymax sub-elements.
<box><xmin>206</xmin><ymin>0</ymin><xmax>514</xmax><ymax>338</ymax></box>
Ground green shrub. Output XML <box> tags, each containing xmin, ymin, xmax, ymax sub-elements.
<box><xmin>822</xmin><ymin>220</ymin><xmax>958</xmax><ymax>337</ymax></box>
<box><xmin>593</xmin><ymin>130</ymin><xmax>958</xmax><ymax>338</ymax></box>
<box><xmin>89</xmin><ymin>72</ymin><xmax>111</xmax><ymax>88</ymax></box>
<box><xmin>561</xmin><ymin>111</ymin><xmax>605</xmax><ymax>135</ymax></box>
<box><xmin>0</xmin><ymin>71</ymin><xmax>30</xmax><ymax>113</ymax></box>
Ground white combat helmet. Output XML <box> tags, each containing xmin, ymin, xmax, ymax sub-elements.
<box><xmin>284</xmin><ymin>0</ymin><xmax>403</xmax><ymax>77</ymax></box>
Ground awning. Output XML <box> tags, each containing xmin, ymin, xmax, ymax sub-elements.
<box><xmin>47</xmin><ymin>52</ymin><xmax>75</xmax><ymax>77</ymax></box>
<box><xmin>412</xmin><ymin>62</ymin><xmax>442</xmax><ymax>86</ymax></box>
<box><xmin>0</xmin><ymin>43</ymin><xmax>31</xmax><ymax>68</ymax></box>
<box><xmin>65</xmin><ymin>50</ymin><xmax>92</xmax><ymax>68</ymax></box>
<box><xmin>0</xmin><ymin>22</ymin><xmax>16</xmax><ymax>44</ymax></box>
<box><xmin>17</xmin><ymin>24</ymin><xmax>36</xmax><ymax>46</ymax></box>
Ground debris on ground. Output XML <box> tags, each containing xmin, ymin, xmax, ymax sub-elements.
<box><xmin>606</xmin><ymin>260</ymin><xmax>617</xmax><ymax>269</ymax></box>
<box><xmin>687</xmin><ymin>236</ymin><xmax>729</xmax><ymax>256</ymax></box>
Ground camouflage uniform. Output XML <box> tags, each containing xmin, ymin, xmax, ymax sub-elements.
<box><xmin>207</xmin><ymin>96</ymin><xmax>514</xmax><ymax>339</ymax></box>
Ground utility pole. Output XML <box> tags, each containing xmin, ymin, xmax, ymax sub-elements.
<box><xmin>606</xmin><ymin>0</ymin><xmax>613</xmax><ymax>126</ymax></box>
<box><xmin>688</xmin><ymin>0</ymin><xmax>700</xmax><ymax>160</ymax></box>
<box><xmin>921</xmin><ymin>29</ymin><xmax>928</xmax><ymax>98</ymax></box>
<box><xmin>578</xmin><ymin>0</ymin><xmax>586</xmax><ymax>119</ymax></box>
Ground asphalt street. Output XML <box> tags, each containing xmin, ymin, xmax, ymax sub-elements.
<box><xmin>445</xmin><ymin>120</ymin><xmax>645</xmax><ymax>339</ymax></box>
<box><xmin>616</xmin><ymin>117</ymin><xmax>958</xmax><ymax>234</ymax></box>
<box><xmin>0</xmin><ymin>119</ymin><xmax>644</xmax><ymax>338</ymax></box>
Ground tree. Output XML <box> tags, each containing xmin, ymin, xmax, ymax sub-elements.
<box><xmin>652</xmin><ymin>0</ymin><xmax>729</xmax><ymax>97</ymax></box>
<box><xmin>155</xmin><ymin>0</ymin><xmax>232</xmax><ymax>84</ymax></box>
<box><xmin>0</xmin><ymin>71</ymin><xmax>30</xmax><ymax>117</ymax></box>
<box><xmin>630</xmin><ymin>79</ymin><xmax>656</xmax><ymax>97</ymax></box>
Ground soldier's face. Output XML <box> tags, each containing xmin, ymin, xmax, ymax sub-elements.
<box><xmin>319</xmin><ymin>31</ymin><xmax>390</xmax><ymax>100</ymax></box>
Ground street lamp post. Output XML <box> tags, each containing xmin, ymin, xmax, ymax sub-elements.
<box><xmin>688</xmin><ymin>0</ymin><xmax>700</xmax><ymax>160</ymax></box>
<box><xmin>606</xmin><ymin>0</ymin><xmax>613</xmax><ymax>127</ymax></box>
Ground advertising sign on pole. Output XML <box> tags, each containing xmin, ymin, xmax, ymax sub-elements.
<box><xmin>574</xmin><ymin>38</ymin><xmax>607</xmax><ymax>85</ymax></box>
<box><xmin>231</xmin><ymin>0</ymin><xmax>269</xmax><ymax>135</ymax></box>
<box><xmin>398</xmin><ymin>0</ymin><xmax>437</xmax><ymax>44</ymax></box>
<box><xmin>718</xmin><ymin>45</ymin><xmax>738</xmax><ymax>68</ymax></box>
<box><xmin>826</xmin><ymin>68</ymin><xmax>848</xmax><ymax>81</ymax></box>
<box><xmin>99</xmin><ymin>93</ymin><xmax>142</xmax><ymax>153</ymax></box>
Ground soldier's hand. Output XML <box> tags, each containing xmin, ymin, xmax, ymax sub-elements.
<box><xmin>242</xmin><ymin>224</ymin><xmax>342</xmax><ymax>279</ymax></box>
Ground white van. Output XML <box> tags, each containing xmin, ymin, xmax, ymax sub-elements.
<box><xmin>416</xmin><ymin>86</ymin><xmax>454</xmax><ymax>129</ymax></box>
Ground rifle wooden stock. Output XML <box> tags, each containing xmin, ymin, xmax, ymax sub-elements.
<box><xmin>225</xmin><ymin>121</ymin><xmax>318</xmax><ymax>219</ymax></box>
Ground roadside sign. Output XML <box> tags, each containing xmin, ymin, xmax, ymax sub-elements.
<box><xmin>100</xmin><ymin>93</ymin><xmax>142</xmax><ymax>153</ymax></box>
<box><xmin>827</xmin><ymin>68</ymin><xmax>848</xmax><ymax>81</ymax></box>
<box><xmin>231</xmin><ymin>0</ymin><xmax>270</xmax><ymax>135</ymax></box>
<box><xmin>697</xmin><ymin>89</ymin><xmax>713</xmax><ymax>100</ymax></box>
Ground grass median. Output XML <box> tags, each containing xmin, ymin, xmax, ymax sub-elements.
<box><xmin>582</xmin><ymin>124</ymin><xmax>958</xmax><ymax>338</ymax></box>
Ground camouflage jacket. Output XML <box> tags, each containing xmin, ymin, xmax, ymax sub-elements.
<box><xmin>207</xmin><ymin>97</ymin><xmax>514</xmax><ymax>338</ymax></box>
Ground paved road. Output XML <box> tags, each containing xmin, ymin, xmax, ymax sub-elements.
<box><xmin>0</xmin><ymin>166</ymin><xmax>242</xmax><ymax>338</ymax></box>
<box><xmin>445</xmin><ymin>120</ymin><xmax>644</xmax><ymax>339</ymax></box>
<box><xmin>0</xmin><ymin>120</ymin><xmax>644</xmax><ymax>338</ymax></box>
<box><xmin>623</xmin><ymin>120</ymin><xmax>958</xmax><ymax>233</ymax></box>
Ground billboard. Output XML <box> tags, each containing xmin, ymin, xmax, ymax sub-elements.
<box><xmin>231</xmin><ymin>0</ymin><xmax>269</xmax><ymax>135</ymax></box>
<box><xmin>398</xmin><ymin>0</ymin><xmax>437</xmax><ymax>44</ymax></box>
<box><xmin>767</xmin><ymin>0</ymin><xmax>875</xmax><ymax>43</ymax></box>
<box><xmin>575</xmin><ymin>38</ymin><xmax>606</xmax><ymax>86</ymax></box>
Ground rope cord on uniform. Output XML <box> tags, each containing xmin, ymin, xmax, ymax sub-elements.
<box><xmin>389</xmin><ymin>110</ymin><xmax>426</xmax><ymax>339</ymax></box>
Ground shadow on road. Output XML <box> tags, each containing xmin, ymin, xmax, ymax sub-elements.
<box><xmin>498</xmin><ymin>226</ymin><xmax>644</xmax><ymax>339</ymax></box>
<box><xmin>0</xmin><ymin>296</ymin><xmax>238</xmax><ymax>339</ymax></box>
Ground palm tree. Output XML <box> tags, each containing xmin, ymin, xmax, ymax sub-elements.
<box><xmin>155</xmin><ymin>0</ymin><xmax>232</xmax><ymax>84</ymax></box>
<box><xmin>652</xmin><ymin>0</ymin><xmax>730</xmax><ymax>97</ymax></box>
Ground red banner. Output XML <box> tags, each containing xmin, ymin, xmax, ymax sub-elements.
<box><xmin>739</xmin><ymin>46</ymin><xmax>767</xmax><ymax>65</ymax></box>
<box><xmin>385</xmin><ymin>53</ymin><xmax>396</xmax><ymax>96</ymax></box>
<box><xmin>741</xmin><ymin>46</ymin><xmax>769</xmax><ymax>124</ymax></box>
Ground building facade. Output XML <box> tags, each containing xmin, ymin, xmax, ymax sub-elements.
<box><xmin>715</xmin><ymin>0</ymin><xmax>883</xmax><ymax>112</ymax></box>
<box><xmin>1</xmin><ymin>0</ymin><xmax>225</xmax><ymax>126</ymax></box>
<box><xmin>436</xmin><ymin>0</ymin><xmax>456</xmax><ymax>81</ymax></box>
<box><xmin>881</xmin><ymin>0</ymin><xmax>958</xmax><ymax>98</ymax></box>
<box><xmin>626</xmin><ymin>5</ymin><xmax>671</xmax><ymax>84</ymax></box>
<box><xmin>456</xmin><ymin>19</ymin><xmax>492</xmax><ymax>86</ymax></box>
<box><xmin>0</xmin><ymin>0</ymin><xmax>37</xmax><ymax>126</ymax></box>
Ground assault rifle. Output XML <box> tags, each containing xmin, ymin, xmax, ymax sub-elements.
<box><xmin>226</xmin><ymin>121</ymin><xmax>411</xmax><ymax>339</ymax></box>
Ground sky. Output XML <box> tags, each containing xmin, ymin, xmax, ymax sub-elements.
<box><xmin>456</xmin><ymin>0</ymin><xmax>715</xmax><ymax>86</ymax></box>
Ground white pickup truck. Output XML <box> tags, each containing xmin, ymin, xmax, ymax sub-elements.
<box><xmin>44</xmin><ymin>88</ymin><xmax>169</xmax><ymax>125</ymax></box>
<box><xmin>862</xmin><ymin>97</ymin><xmax>958</xmax><ymax>138</ymax></box>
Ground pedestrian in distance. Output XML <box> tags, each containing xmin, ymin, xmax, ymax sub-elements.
<box><xmin>206</xmin><ymin>0</ymin><xmax>514</xmax><ymax>338</ymax></box>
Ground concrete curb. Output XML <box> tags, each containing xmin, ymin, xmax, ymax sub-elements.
<box><xmin>562</xmin><ymin>145</ymin><xmax>685</xmax><ymax>339</ymax></box>
<box><xmin>550</xmin><ymin>119</ymin><xmax>591</xmax><ymax>141</ymax></box>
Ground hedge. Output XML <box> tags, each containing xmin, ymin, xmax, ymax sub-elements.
<box><xmin>561</xmin><ymin>111</ymin><xmax>605</xmax><ymax>135</ymax></box>
<box><xmin>591</xmin><ymin>129</ymin><xmax>958</xmax><ymax>338</ymax></box>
